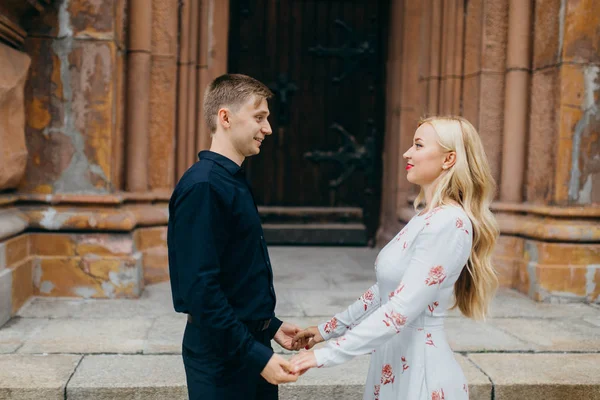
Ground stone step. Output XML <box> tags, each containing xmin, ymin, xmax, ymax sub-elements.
<box><xmin>263</xmin><ymin>223</ymin><xmax>368</xmax><ymax>245</ymax></box>
<box><xmin>2</xmin><ymin>353</ymin><xmax>599</xmax><ymax>399</ymax></box>
<box><xmin>258</xmin><ymin>206</ymin><xmax>364</xmax><ymax>224</ymax></box>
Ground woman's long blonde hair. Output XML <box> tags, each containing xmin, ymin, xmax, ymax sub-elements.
<box><xmin>415</xmin><ymin>116</ymin><xmax>499</xmax><ymax>320</ymax></box>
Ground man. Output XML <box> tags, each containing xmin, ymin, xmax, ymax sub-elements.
<box><xmin>167</xmin><ymin>74</ymin><xmax>305</xmax><ymax>399</ymax></box>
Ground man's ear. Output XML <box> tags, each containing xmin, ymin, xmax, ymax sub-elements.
<box><xmin>218</xmin><ymin>107</ymin><xmax>231</xmax><ymax>129</ymax></box>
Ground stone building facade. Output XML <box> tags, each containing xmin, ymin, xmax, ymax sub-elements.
<box><xmin>0</xmin><ymin>0</ymin><xmax>598</xmax><ymax>326</ymax></box>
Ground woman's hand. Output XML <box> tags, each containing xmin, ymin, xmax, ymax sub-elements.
<box><xmin>292</xmin><ymin>326</ymin><xmax>324</xmax><ymax>350</ymax></box>
<box><xmin>290</xmin><ymin>350</ymin><xmax>318</xmax><ymax>375</ymax></box>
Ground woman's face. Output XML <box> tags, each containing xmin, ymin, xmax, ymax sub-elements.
<box><xmin>402</xmin><ymin>123</ymin><xmax>448</xmax><ymax>186</ymax></box>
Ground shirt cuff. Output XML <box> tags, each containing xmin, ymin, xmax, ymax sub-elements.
<box><xmin>267</xmin><ymin>316</ymin><xmax>284</xmax><ymax>340</ymax></box>
<box><xmin>245</xmin><ymin>340</ymin><xmax>274</xmax><ymax>375</ymax></box>
<box><xmin>313</xmin><ymin>347</ymin><xmax>331</xmax><ymax>368</ymax></box>
<box><xmin>318</xmin><ymin>322</ymin><xmax>333</xmax><ymax>341</ymax></box>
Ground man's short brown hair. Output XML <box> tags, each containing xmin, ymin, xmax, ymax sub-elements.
<box><xmin>203</xmin><ymin>74</ymin><xmax>273</xmax><ymax>133</ymax></box>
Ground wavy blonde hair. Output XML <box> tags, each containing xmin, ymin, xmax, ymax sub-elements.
<box><xmin>415</xmin><ymin>116</ymin><xmax>499</xmax><ymax>320</ymax></box>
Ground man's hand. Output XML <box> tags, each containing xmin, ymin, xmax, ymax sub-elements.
<box><xmin>291</xmin><ymin>326</ymin><xmax>324</xmax><ymax>350</ymax></box>
<box><xmin>274</xmin><ymin>322</ymin><xmax>308</xmax><ymax>351</ymax></box>
<box><xmin>260</xmin><ymin>354</ymin><xmax>298</xmax><ymax>385</ymax></box>
<box><xmin>290</xmin><ymin>350</ymin><xmax>318</xmax><ymax>375</ymax></box>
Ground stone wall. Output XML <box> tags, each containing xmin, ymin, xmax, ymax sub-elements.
<box><xmin>378</xmin><ymin>0</ymin><xmax>600</xmax><ymax>303</ymax></box>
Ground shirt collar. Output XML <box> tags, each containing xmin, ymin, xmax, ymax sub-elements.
<box><xmin>198</xmin><ymin>150</ymin><xmax>242</xmax><ymax>175</ymax></box>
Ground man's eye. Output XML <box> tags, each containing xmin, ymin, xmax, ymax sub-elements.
<box><xmin>256</xmin><ymin>116</ymin><xmax>263</xmax><ymax>121</ymax></box>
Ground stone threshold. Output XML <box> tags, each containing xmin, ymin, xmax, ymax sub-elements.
<box><xmin>0</xmin><ymin>353</ymin><xmax>599</xmax><ymax>400</ymax></box>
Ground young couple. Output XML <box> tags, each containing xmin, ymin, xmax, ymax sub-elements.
<box><xmin>167</xmin><ymin>73</ymin><xmax>499</xmax><ymax>400</ymax></box>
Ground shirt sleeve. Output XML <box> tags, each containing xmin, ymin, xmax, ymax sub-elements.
<box><xmin>314</xmin><ymin>210</ymin><xmax>472</xmax><ymax>367</ymax></box>
<box><xmin>317</xmin><ymin>283</ymin><xmax>382</xmax><ymax>341</ymax></box>
<box><xmin>172</xmin><ymin>182</ymin><xmax>272</xmax><ymax>373</ymax></box>
<box><xmin>267</xmin><ymin>316</ymin><xmax>284</xmax><ymax>340</ymax></box>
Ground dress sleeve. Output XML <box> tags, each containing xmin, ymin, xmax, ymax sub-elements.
<box><xmin>314</xmin><ymin>210</ymin><xmax>472</xmax><ymax>367</ymax></box>
<box><xmin>317</xmin><ymin>283</ymin><xmax>382</xmax><ymax>341</ymax></box>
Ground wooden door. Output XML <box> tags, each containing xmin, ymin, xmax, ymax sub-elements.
<box><xmin>228</xmin><ymin>0</ymin><xmax>389</xmax><ymax>241</ymax></box>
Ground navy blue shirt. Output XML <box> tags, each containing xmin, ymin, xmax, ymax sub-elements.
<box><xmin>167</xmin><ymin>150</ymin><xmax>282</xmax><ymax>372</ymax></box>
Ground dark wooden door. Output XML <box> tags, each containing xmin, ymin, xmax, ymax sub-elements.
<box><xmin>228</xmin><ymin>0</ymin><xmax>389</xmax><ymax>240</ymax></box>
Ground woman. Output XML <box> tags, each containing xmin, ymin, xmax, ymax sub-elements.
<box><xmin>290</xmin><ymin>116</ymin><xmax>499</xmax><ymax>399</ymax></box>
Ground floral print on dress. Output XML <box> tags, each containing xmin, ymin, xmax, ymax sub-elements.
<box><xmin>323</xmin><ymin>317</ymin><xmax>338</xmax><ymax>334</ymax></box>
<box><xmin>374</xmin><ymin>384</ymin><xmax>380</xmax><ymax>400</ymax></box>
<box><xmin>401</xmin><ymin>356</ymin><xmax>409</xmax><ymax>373</ymax></box>
<box><xmin>313</xmin><ymin>207</ymin><xmax>473</xmax><ymax>400</ymax></box>
<box><xmin>425</xmin><ymin>332</ymin><xmax>436</xmax><ymax>347</ymax></box>
<box><xmin>383</xmin><ymin>310</ymin><xmax>407</xmax><ymax>333</ymax></box>
<box><xmin>425</xmin><ymin>265</ymin><xmax>446</xmax><ymax>286</ymax></box>
<box><xmin>456</xmin><ymin>217</ymin><xmax>469</xmax><ymax>235</ymax></box>
<box><xmin>360</xmin><ymin>289</ymin><xmax>376</xmax><ymax>311</ymax></box>
<box><xmin>388</xmin><ymin>283</ymin><xmax>405</xmax><ymax>299</ymax></box>
<box><xmin>380</xmin><ymin>364</ymin><xmax>395</xmax><ymax>385</ymax></box>
<box><xmin>428</xmin><ymin>301</ymin><xmax>440</xmax><ymax>315</ymax></box>
<box><xmin>431</xmin><ymin>388</ymin><xmax>445</xmax><ymax>400</ymax></box>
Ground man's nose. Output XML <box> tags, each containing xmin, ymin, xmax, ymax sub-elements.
<box><xmin>263</xmin><ymin>121</ymin><xmax>272</xmax><ymax>135</ymax></box>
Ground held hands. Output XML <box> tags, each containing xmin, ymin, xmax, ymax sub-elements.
<box><xmin>274</xmin><ymin>322</ymin><xmax>311</xmax><ymax>351</ymax></box>
<box><xmin>267</xmin><ymin>323</ymin><xmax>325</xmax><ymax>384</ymax></box>
<box><xmin>291</xmin><ymin>325</ymin><xmax>324</xmax><ymax>350</ymax></box>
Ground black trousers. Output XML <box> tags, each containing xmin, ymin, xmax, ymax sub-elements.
<box><xmin>182</xmin><ymin>322</ymin><xmax>278</xmax><ymax>400</ymax></box>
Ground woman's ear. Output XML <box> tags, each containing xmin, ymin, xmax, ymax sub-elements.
<box><xmin>442</xmin><ymin>151</ymin><xmax>456</xmax><ymax>170</ymax></box>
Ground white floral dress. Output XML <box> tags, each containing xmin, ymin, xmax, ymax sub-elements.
<box><xmin>314</xmin><ymin>205</ymin><xmax>473</xmax><ymax>400</ymax></box>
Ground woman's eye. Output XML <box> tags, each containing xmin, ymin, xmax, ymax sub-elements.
<box><xmin>415</xmin><ymin>143</ymin><xmax>422</xmax><ymax>148</ymax></box>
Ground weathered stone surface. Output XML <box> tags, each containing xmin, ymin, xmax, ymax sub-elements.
<box><xmin>66</xmin><ymin>355</ymin><xmax>187</xmax><ymax>399</ymax></box>
<box><xmin>68</xmin><ymin>0</ymin><xmax>116</xmax><ymax>40</ymax></box>
<box><xmin>526</xmin><ymin>66</ymin><xmax>559</xmax><ymax>203</ymax></box>
<box><xmin>11</xmin><ymin>258</ymin><xmax>33</xmax><ymax>314</ymax></box>
<box><xmin>493</xmin><ymin>235</ymin><xmax>523</xmax><ymax>287</ymax></box>
<box><xmin>454</xmin><ymin>354</ymin><xmax>493</xmax><ymax>400</ymax></box>
<box><xmin>0</xmin><ymin>354</ymin><xmax>82</xmax><ymax>400</ymax></box>
<box><xmin>0</xmin><ymin>242</ymin><xmax>5</xmax><ymax>271</ymax></box>
<box><xmin>33</xmin><ymin>255</ymin><xmax>142</xmax><ymax>299</ymax></box>
<box><xmin>134</xmin><ymin>227</ymin><xmax>167</xmax><ymax>251</ymax></box>
<box><xmin>480</xmin><ymin>0</ymin><xmax>508</xmax><ymax>73</ymax></box>
<box><xmin>5</xmin><ymin>234</ymin><xmax>29</xmax><ymax>267</ymax></box>
<box><xmin>478</xmin><ymin>72</ymin><xmax>505</xmax><ymax>184</ymax></box>
<box><xmin>22</xmin><ymin>38</ymin><xmax>117</xmax><ymax>194</ymax></box>
<box><xmin>151</xmin><ymin>0</ymin><xmax>178</xmax><ymax>56</ymax></box>
<box><xmin>521</xmin><ymin>238</ymin><xmax>600</xmax><ymax>302</ymax></box>
<box><xmin>0</xmin><ymin>43</ymin><xmax>30</xmax><ymax>190</ymax></box>
<box><xmin>18</xmin><ymin>317</ymin><xmax>153</xmax><ymax>354</ymax></box>
<box><xmin>490</xmin><ymin>318</ymin><xmax>600</xmax><ymax>351</ymax></box>
<box><xmin>463</xmin><ymin>0</ymin><xmax>484</xmax><ymax>76</ymax></box>
<box><xmin>143</xmin><ymin>247</ymin><xmax>169</xmax><ymax>285</ymax></box>
<box><xmin>468</xmin><ymin>353</ymin><xmax>600</xmax><ymax>399</ymax></box>
<box><xmin>533</xmin><ymin>0</ymin><xmax>562</xmax><ymax>69</ymax></box>
<box><xmin>144</xmin><ymin>315</ymin><xmax>186</xmax><ymax>354</ymax></box>
<box><xmin>75</xmin><ymin>234</ymin><xmax>134</xmax><ymax>256</ymax></box>
<box><xmin>0</xmin><ymin>317</ymin><xmax>49</xmax><ymax>354</ymax></box>
<box><xmin>0</xmin><ymin>269</ymin><xmax>12</xmax><ymax>328</ymax></box>
<box><xmin>149</xmin><ymin>56</ymin><xmax>177</xmax><ymax>191</ymax></box>
<box><xmin>461</xmin><ymin>74</ymin><xmax>481</xmax><ymax>129</ymax></box>
<box><xmin>0</xmin><ymin>209</ymin><xmax>28</xmax><ymax>242</ymax></box>
<box><xmin>445</xmin><ymin>317</ymin><xmax>534</xmax><ymax>352</ymax></box>
<box><xmin>280</xmin><ymin>355</ymin><xmax>368</xmax><ymax>400</ymax></box>
<box><xmin>30</xmin><ymin>233</ymin><xmax>76</xmax><ymax>256</ymax></box>
<box><xmin>25</xmin><ymin>206</ymin><xmax>138</xmax><ymax>231</ymax></box>
<box><xmin>563</xmin><ymin>0</ymin><xmax>600</xmax><ymax>64</ymax></box>
<box><xmin>554</xmin><ymin>64</ymin><xmax>600</xmax><ymax>205</ymax></box>
<box><xmin>486</xmin><ymin>288</ymin><xmax>600</xmax><ymax>319</ymax></box>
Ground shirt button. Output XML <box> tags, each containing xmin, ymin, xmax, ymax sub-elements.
<box><xmin>260</xmin><ymin>235</ymin><xmax>264</xmax><ymax>240</ymax></box>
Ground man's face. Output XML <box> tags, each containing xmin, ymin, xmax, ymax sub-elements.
<box><xmin>228</xmin><ymin>95</ymin><xmax>272</xmax><ymax>158</ymax></box>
